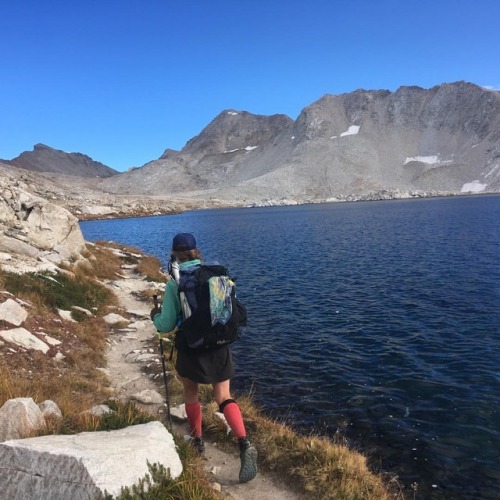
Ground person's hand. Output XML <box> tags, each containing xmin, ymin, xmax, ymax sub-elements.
<box><xmin>150</xmin><ymin>306</ymin><xmax>162</xmax><ymax>321</ymax></box>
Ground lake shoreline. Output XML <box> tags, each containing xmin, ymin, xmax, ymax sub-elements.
<box><xmin>76</xmin><ymin>191</ymin><xmax>499</xmax><ymax>223</ymax></box>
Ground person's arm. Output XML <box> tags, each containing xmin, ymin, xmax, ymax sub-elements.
<box><xmin>153</xmin><ymin>279</ymin><xmax>180</xmax><ymax>332</ymax></box>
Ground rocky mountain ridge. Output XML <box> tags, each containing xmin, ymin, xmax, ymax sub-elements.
<box><xmin>3</xmin><ymin>143</ymin><xmax>118</xmax><ymax>178</ymax></box>
<box><xmin>97</xmin><ymin>81</ymin><xmax>500</xmax><ymax>205</ymax></box>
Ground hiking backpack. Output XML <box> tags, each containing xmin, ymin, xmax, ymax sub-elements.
<box><xmin>177</xmin><ymin>263</ymin><xmax>247</xmax><ymax>350</ymax></box>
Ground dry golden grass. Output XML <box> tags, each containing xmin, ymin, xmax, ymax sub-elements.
<box><xmin>136</xmin><ymin>254</ymin><xmax>167</xmax><ymax>283</ymax></box>
<box><xmin>84</xmin><ymin>242</ymin><xmax>124</xmax><ymax>279</ymax></box>
<box><xmin>0</xmin><ymin>312</ymin><xmax>111</xmax><ymax>416</ymax></box>
<box><xmin>0</xmin><ymin>252</ymin><xmax>116</xmax><ymax>415</ymax></box>
<box><xmin>85</xmin><ymin>241</ymin><xmax>167</xmax><ymax>284</ymax></box>
<box><xmin>12</xmin><ymin>291</ymin><xmax>49</xmax><ymax>316</ymax></box>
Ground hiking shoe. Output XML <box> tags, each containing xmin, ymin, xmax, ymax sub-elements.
<box><xmin>238</xmin><ymin>438</ymin><xmax>257</xmax><ymax>483</ymax></box>
<box><xmin>192</xmin><ymin>437</ymin><xmax>205</xmax><ymax>455</ymax></box>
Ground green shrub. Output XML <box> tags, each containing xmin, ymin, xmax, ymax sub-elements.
<box><xmin>111</xmin><ymin>459</ymin><xmax>219</xmax><ymax>499</ymax></box>
<box><xmin>2</xmin><ymin>270</ymin><xmax>112</xmax><ymax>317</ymax></box>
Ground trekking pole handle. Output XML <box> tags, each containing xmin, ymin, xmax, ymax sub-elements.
<box><xmin>153</xmin><ymin>294</ymin><xmax>159</xmax><ymax>308</ymax></box>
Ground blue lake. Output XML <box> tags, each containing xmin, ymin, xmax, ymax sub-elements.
<box><xmin>80</xmin><ymin>195</ymin><xmax>500</xmax><ymax>499</ymax></box>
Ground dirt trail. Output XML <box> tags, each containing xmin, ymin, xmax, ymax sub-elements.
<box><xmin>105</xmin><ymin>267</ymin><xmax>304</xmax><ymax>499</ymax></box>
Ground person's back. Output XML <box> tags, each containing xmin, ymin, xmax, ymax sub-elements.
<box><xmin>151</xmin><ymin>232</ymin><xmax>257</xmax><ymax>483</ymax></box>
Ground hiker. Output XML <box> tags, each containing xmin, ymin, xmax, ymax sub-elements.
<box><xmin>150</xmin><ymin>232</ymin><xmax>258</xmax><ymax>483</ymax></box>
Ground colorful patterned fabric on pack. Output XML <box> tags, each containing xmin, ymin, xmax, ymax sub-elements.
<box><xmin>208</xmin><ymin>276</ymin><xmax>234</xmax><ymax>325</ymax></box>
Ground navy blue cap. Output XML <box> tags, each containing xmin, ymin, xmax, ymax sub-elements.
<box><xmin>172</xmin><ymin>233</ymin><xmax>197</xmax><ymax>251</ymax></box>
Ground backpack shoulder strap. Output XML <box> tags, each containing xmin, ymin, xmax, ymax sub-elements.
<box><xmin>178</xmin><ymin>264</ymin><xmax>200</xmax><ymax>289</ymax></box>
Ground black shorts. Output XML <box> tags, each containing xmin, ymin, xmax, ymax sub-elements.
<box><xmin>175</xmin><ymin>335</ymin><xmax>235</xmax><ymax>384</ymax></box>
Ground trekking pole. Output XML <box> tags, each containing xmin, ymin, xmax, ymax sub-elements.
<box><xmin>154</xmin><ymin>294</ymin><xmax>172</xmax><ymax>428</ymax></box>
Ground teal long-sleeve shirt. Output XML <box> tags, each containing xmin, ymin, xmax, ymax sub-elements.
<box><xmin>152</xmin><ymin>259</ymin><xmax>201</xmax><ymax>333</ymax></box>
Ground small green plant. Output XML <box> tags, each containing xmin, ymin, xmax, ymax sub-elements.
<box><xmin>57</xmin><ymin>400</ymin><xmax>155</xmax><ymax>435</ymax></box>
<box><xmin>98</xmin><ymin>400</ymin><xmax>156</xmax><ymax>431</ymax></box>
<box><xmin>111</xmin><ymin>459</ymin><xmax>220</xmax><ymax>500</ymax></box>
<box><xmin>2</xmin><ymin>270</ymin><xmax>112</xmax><ymax>317</ymax></box>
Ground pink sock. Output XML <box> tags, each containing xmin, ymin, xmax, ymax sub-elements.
<box><xmin>223</xmin><ymin>402</ymin><xmax>246</xmax><ymax>439</ymax></box>
<box><xmin>185</xmin><ymin>402</ymin><xmax>202</xmax><ymax>438</ymax></box>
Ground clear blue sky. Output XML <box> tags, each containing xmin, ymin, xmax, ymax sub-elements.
<box><xmin>1</xmin><ymin>0</ymin><xmax>499</xmax><ymax>171</ymax></box>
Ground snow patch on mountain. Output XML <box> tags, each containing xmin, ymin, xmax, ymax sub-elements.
<box><xmin>223</xmin><ymin>146</ymin><xmax>259</xmax><ymax>153</ymax></box>
<box><xmin>340</xmin><ymin>125</ymin><xmax>360</xmax><ymax>137</ymax></box>
<box><xmin>331</xmin><ymin>125</ymin><xmax>360</xmax><ymax>139</ymax></box>
<box><xmin>405</xmin><ymin>155</ymin><xmax>439</xmax><ymax>165</ymax></box>
<box><xmin>460</xmin><ymin>181</ymin><xmax>487</xmax><ymax>193</ymax></box>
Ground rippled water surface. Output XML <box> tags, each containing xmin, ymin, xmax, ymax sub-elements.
<box><xmin>81</xmin><ymin>196</ymin><xmax>500</xmax><ymax>499</ymax></box>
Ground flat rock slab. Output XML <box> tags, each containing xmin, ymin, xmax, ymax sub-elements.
<box><xmin>103</xmin><ymin>313</ymin><xmax>129</xmax><ymax>325</ymax></box>
<box><xmin>0</xmin><ymin>298</ymin><xmax>28</xmax><ymax>326</ymax></box>
<box><xmin>0</xmin><ymin>421</ymin><xmax>182</xmax><ymax>499</ymax></box>
<box><xmin>0</xmin><ymin>327</ymin><xmax>49</xmax><ymax>353</ymax></box>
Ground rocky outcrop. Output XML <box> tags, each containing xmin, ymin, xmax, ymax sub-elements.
<box><xmin>0</xmin><ymin>328</ymin><xmax>51</xmax><ymax>353</ymax></box>
<box><xmin>0</xmin><ymin>292</ymin><xmax>65</xmax><ymax>360</ymax></box>
<box><xmin>0</xmin><ymin>421</ymin><xmax>182</xmax><ymax>499</ymax></box>
<box><xmin>0</xmin><ymin>398</ymin><xmax>46</xmax><ymax>442</ymax></box>
<box><xmin>0</xmin><ymin>173</ymin><xmax>87</xmax><ymax>272</ymax></box>
<box><xmin>0</xmin><ymin>298</ymin><xmax>28</xmax><ymax>326</ymax></box>
<box><xmin>0</xmin><ymin>162</ymin><xmax>198</xmax><ymax>222</ymax></box>
<box><xmin>3</xmin><ymin>143</ymin><xmax>118</xmax><ymax>178</ymax></box>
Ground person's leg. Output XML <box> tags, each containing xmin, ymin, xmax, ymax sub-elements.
<box><xmin>181</xmin><ymin>376</ymin><xmax>202</xmax><ymax>438</ymax></box>
<box><xmin>213</xmin><ymin>380</ymin><xmax>247</xmax><ymax>439</ymax></box>
<box><xmin>213</xmin><ymin>380</ymin><xmax>257</xmax><ymax>482</ymax></box>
